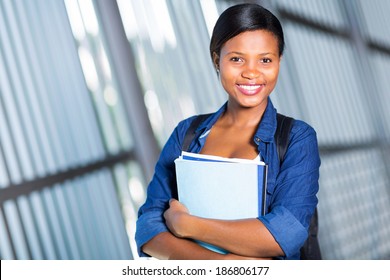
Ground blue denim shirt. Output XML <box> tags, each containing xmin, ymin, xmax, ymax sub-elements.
<box><xmin>136</xmin><ymin>98</ymin><xmax>320</xmax><ymax>259</ymax></box>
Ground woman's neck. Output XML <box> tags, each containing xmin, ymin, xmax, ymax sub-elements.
<box><xmin>223</xmin><ymin>100</ymin><xmax>267</xmax><ymax>128</ymax></box>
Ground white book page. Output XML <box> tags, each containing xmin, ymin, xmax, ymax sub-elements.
<box><xmin>180</xmin><ymin>151</ymin><xmax>265</xmax><ymax>165</ymax></box>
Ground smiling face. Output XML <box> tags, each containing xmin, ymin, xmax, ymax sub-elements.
<box><xmin>214</xmin><ymin>29</ymin><xmax>281</xmax><ymax>112</ymax></box>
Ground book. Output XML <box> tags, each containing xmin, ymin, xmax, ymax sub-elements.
<box><xmin>174</xmin><ymin>151</ymin><xmax>267</xmax><ymax>253</ymax></box>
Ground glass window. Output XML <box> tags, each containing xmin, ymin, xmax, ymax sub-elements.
<box><xmin>117</xmin><ymin>0</ymin><xmax>225</xmax><ymax>145</ymax></box>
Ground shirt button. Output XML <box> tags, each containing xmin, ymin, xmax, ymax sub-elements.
<box><xmin>254</xmin><ymin>137</ymin><xmax>260</xmax><ymax>143</ymax></box>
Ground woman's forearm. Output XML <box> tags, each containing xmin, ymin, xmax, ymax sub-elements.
<box><xmin>183</xmin><ymin>216</ymin><xmax>284</xmax><ymax>258</ymax></box>
<box><xmin>142</xmin><ymin>232</ymin><xmax>223</xmax><ymax>260</ymax></box>
<box><xmin>142</xmin><ymin>231</ymin><xmax>269</xmax><ymax>260</ymax></box>
<box><xmin>163</xmin><ymin>199</ymin><xmax>284</xmax><ymax>258</ymax></box>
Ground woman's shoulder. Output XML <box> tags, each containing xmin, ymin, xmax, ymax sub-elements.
<box><xmin>289</xmin><ymin>118</ymin><xmax>318</xmax><ymax>147</ymax></box>
<box><xmin>175</xmin><ymin>115</ymin><xmax>201</xmax><ymax>135</ymax></box>
<box><xmin>176</xmin><ymin>113</ymin><xmax>215</xmax><ymax>134</ymax></box>
<box><xmin>283</xmin><ymin>118</ymin><xmax>320</xmax><ymax>171</ymax></box>
<box><xmin>291</xmin><ymin>118</ymin><xmax>317</xmax><ymax>137</ymax></box>
<box><xmin>168</xmin><ymin>115</ymin><xmax>207</xmax><ymax>148</ymax></box>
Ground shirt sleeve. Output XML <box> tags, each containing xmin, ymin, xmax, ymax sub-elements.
<box><xmin>135</xmin><ymin>119</ymin><xmax>191</xmax><ymax>257</ymax></box>
<box><xmin>259</xmin><ymin>121</ymin><xmax>321</xmax><ymax>258</ymax></box>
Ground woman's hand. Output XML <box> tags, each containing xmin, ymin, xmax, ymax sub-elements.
<box><xmin>164</xmin><ymin>199</ymin><xmax>192</xmax><ymax>238</ymax></box>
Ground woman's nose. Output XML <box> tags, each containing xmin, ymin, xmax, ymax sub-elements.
<box><xmin>241</xmin><ymin>64</ymin><xmax>260</xmax><ymax>79</ymax></box>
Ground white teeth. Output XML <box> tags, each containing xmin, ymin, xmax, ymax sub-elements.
<box><xmin>239</xmin><ymin>85</ymin><xmax>260</xmax><ymax>90</ymax></box>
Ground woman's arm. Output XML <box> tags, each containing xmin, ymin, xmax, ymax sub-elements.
<box><xmin>142</xmin><ymin>231</ymin><xmax>271</xmax><ymax>260</ymax></box>
<box><xmin>164</xmin><ymin>199</ymin><xmax>284</xmax><ymax>258</ymax></box>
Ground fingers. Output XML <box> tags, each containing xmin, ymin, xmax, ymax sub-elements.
<box><xmin>168</xmin><ymin>198</ymin><xmax>178</xmax><ymax>205</ymax></box>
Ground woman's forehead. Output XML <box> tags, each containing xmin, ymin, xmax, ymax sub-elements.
<box><xmin>221</xmin><ymin>30</ymin><xmax>279</xmax><ymax>55</ymax></box>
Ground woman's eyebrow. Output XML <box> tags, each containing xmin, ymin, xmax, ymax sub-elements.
<box><xmin>225</xmin><ymin>51</ymin><xmax>245</xmax><ymax>56</ymax></box>
<box><xmin>225</xmin><ymin>51</ymin><xmax>277</xmax><ymax>56</ymax></box>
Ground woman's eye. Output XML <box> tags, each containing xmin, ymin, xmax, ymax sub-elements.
<box><xmin>230</xmin><ymin>57</ymin><xmax>242</xmax><ymax>62</ymax></box>
<box><xmin>261</xmin><ymin>58</ymin><xmax>272</xmax><ymax>63</ymax></box>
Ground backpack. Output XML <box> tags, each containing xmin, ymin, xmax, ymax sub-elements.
<box><xmin>182</xmin><ymin>113</ymin><xmax>322</xmax><ymax>260</ymax></box>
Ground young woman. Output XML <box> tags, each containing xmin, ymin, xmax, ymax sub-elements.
<box><xmin>135</xmin><ymin>3</ymin><xmax>320</xmax><ymax>260</ymax></box>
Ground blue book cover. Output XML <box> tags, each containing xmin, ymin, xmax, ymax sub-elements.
<box><xmin>174</xmin><ymin>152</ymin><xmax>267</xmax><ymax>254</ymax></box>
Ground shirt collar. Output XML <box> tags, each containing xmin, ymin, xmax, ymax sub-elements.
<box><xmin>196</xmin><ymin>97</ymin><xmax>278</xmax><ymax>143</ymax></box>
<box><xmin>255</xmin><ymin>98</ymin><xmax>278</xmax><ymax>143</ymax></box>
<box><xmin>195</xmin><ymin>102</ymin><xmax>227</xmax><ymax>135</ymax></box>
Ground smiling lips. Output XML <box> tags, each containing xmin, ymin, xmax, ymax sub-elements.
<box><xmin>236</xmin><ymin>84</ymin><xmax>264</xmax><ymax>96</ymax></box>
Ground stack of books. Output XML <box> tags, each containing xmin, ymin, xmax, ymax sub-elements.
<box><xmin>174</xmin><ymin>151</ymin><xmax>268</xmax><ymax>253</ymax></box>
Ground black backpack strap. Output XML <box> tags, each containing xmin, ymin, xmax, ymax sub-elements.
<box><xmin>300</xmin><ymin>208</ymin><xmax>322</xmax><ymax>260</ymax></box>
<box><xmin>182</xmin><ymin>113</ymin><xmax>212</xmax><ymax>151</ymax></box>
<box><xmin>275</xmin><ymin>113</ymin><xmax>294</xmax><ymax>162</ymax></box>
<box><xmin>275</xmin><ymin>113</ymin><xmax>321</xmax><ymax>260</ymax></box>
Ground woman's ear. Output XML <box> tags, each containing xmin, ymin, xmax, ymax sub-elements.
<box><xmin>212</xmin><ymin>52</ymin><xmax>220</xmax><ymax>71</ymax></box>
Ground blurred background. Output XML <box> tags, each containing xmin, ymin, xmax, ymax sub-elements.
<box><xmin>0</xmin><ymin>0</ymin><xmax>389</xmax><ymax>260</ymax></box>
